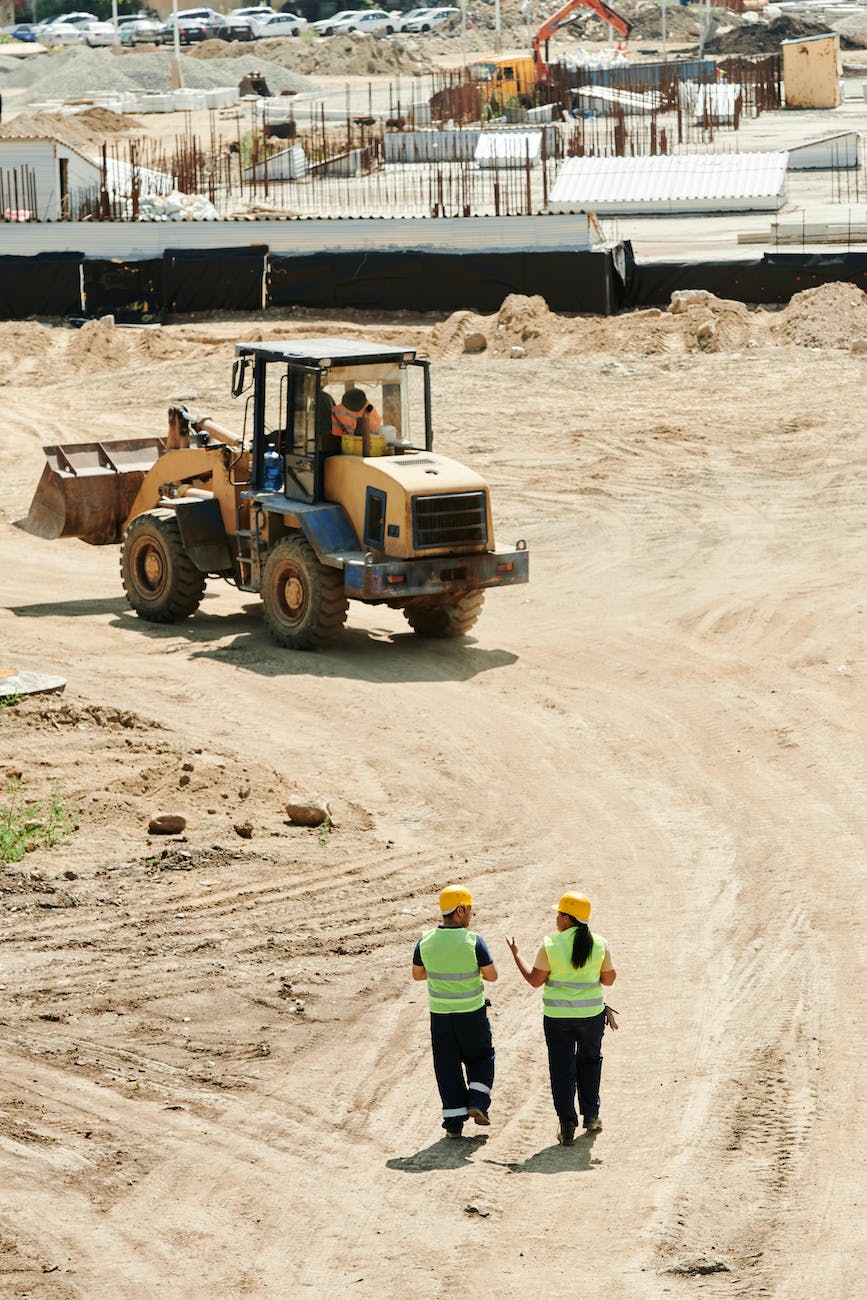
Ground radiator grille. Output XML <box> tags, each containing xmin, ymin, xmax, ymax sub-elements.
<box><xmin>412</xmin><ymin>492</ymin><xmax>488</xmax><ymax>550</ymax></box>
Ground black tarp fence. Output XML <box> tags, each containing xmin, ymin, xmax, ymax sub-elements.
<box><xmin>0</xmin><ymin>252</ymin><xmax>82</xmax><ymax>319</ymax></box>
<box><xmin>6</xmin><ymin>246</ymin><xmax>867</xmax><ymax>320</ymax></box>
<box><xmin>626</xmin><ymin>249</ymin><xmax>867</xmax><ymax>307</ymax></box>
<box><xmin>163</xmin><ymin>244</ymin><xmax>268</xmax><ymax>314</ymax></box>
<box><xmin>82</xmin><ymin>257</ymin><xmax>163</xmax><ymax>323</ymax></box>
<box><xmin>268</xmin><ymin>249</ymin><xmax>625</xmax><ymax>315</ymax></box>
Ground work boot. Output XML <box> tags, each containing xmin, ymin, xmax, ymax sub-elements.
<box><xmin>445</xmin><ymin>1129</ymin><xmax>464</xmax><ymax>1140</ymax></box>
<box><xmin>583</xmin><ymin>1115</ymin><xmax>603</xmax><ymax>1132</ymax></box>
<box><xmin>557</xmin><ymin>1120</ymin><xmax>576</xmax><ymax>1146</ymax></box>
<box><xmin>468</xmin><ymin>1107</ymin><xmax>490</xmax><ymax>1127</ymax></box>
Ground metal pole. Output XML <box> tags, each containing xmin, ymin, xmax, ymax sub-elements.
<box><xmin>662</xmin><ymin>0</ymin><xmax>667</xmax><ymax>62</ymax></box>
<box><xmin>495</xmin><ymin>0</ymin><xmax>501</xmax><ymax>54</ymax></box>
<box><xmin>460</xmin><ymin>0</ymin><xmax>467</xmax><ymax>70</ymax></box>
<box><xmin>170</xmin><ymin>0</ymin><xmax>183</xmax><ymax>91</ymax></box>
<box><xmin>111</xmin><ymin>0</ymin><xmax>119</xmax><ymax>47</ymax></box>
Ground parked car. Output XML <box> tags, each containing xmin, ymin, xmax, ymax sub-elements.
<box><xmin>401</xmin><ymin>6</ymin><xmax>457</xmax><ymax>32</ymax></box>
<box><xmin>254</xmin><ymin>11</ymin><xmax>306</xmax><ymax>37</ymax></box>
<box><xmin>36</xmin><ymin>11</ymin><xmax>99</xmax><ymax>41</ymax></box>
<box><xmin>233</xmin><ymin>4</ymin><xmax>278</xmax><ymax>27</ymax></box>
<box><xmin>211</xmin><ymin>13</ymin><xmax>257</xmax><ymax>40</ymax></box>
<box><xmin>156</xmin><ymin>7</ymin><xmax>222</xmax><ymax>44</ymax></box>
<box><xmin>326</xmin><ymin>9</ymin><xmax>397</xmax><ymax>35</ymax></box>
<box><xmin>119</xmin><ymin>17</ymin><xmax>163</xmax><ymax>45</ymax></box>
<box><xmin>311</xmin><ymin>10</ymin><xmax>367</xmax><ymax>36</ymax></box>
<box><xmin>397</xmin><ymin>8</ymin><xmax>432</xmax><ymax>31</ymax></box>
<box><xmin>3</xmin><ymin>23</ymin><xmax>39</xmax><ymax>42</ymax></box>
<box><xmin>85</xmin><ymin>21</ymin><xmax>118</xmax><ymax>46</ymax></box>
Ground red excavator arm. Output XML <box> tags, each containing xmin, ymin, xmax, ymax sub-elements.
<box><xmin>532</xmin><ymin>0</ymin><xmax>632</xmax><ymax>82</ymax></box>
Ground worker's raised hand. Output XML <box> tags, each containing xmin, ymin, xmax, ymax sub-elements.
<box><xmin>504</xmin><ymin>935</ymin><xmax>519</xmax><ymax>957</ymax></box>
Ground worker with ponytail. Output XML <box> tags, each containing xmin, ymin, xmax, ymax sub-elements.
<box><xmin>506</xmin><ymin>891</ymin><xmax>616</xmax><ymax>1146</ymax></box>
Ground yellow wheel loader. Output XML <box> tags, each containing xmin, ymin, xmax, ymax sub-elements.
<box><xmin>18</xmin><ymin>338</ymin><xmax>529</xmax><ymax>650</ymax></box>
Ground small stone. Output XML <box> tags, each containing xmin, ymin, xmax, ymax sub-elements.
<box><xmin>285</xmin><ymin>797</ymin><xmax>332</xmax><ymax>827</ymax></box>
<box><xmin>851</xmin><ymin>338</ymin><xmax>867</xmax><ymax>354</ymax></box>
<box><xmin>63</xmin><ymin>870</ymin><xmax>78</xmax><ymax>880</ymax></box>
<box><xmin>239</xmin><ymin>784</ymin><xmax>251</xmax><ymax>800</ymax></box>
<box><xmin>233</xmin><ymin>822</ymin><xmax>253</xmax><ymax>839</ymax></box>
<box><xmin>510</xmin><ymin>345</ymin><xmax>525</xmax><ymax>359</ymax></box>
<box><xmin>178</xmin><ymin>774</ymin><xmax>190</xmax><ymax>788</ymax></box>
<box><xmin>696</xmin><ymin>320</ymin><xmax>717</xmax><ymax>348</ymax></box>
<box><xmin>181</xmin><ymin>762</ymin><xmax>194</xmax><ymax>772</ymax></box>
<box><xmin>148</xmin><ymin>814</ymin><xmax>187</xmax><ymax>835</ymax></box>
<box><xmin>464</xmin><ymin>1202</ymin><xmax>491</xmax><ymax>1217</ymax></box>
<box><xmin>669</xmin><ymin>288</ymin><xmax>714</xmax><ymax>314</ymax></box>
<box><xmin>463</xmin><ymin>331</ymin><xmax>487</xmax><ymax>354</ymax></box>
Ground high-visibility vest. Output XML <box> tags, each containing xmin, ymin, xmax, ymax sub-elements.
<box><xmin>331</xmin><ymin>402</ymin><xmax>382</xmax><ymax>439</ymax></box>
<box><xmin>418</xmin><ymin>927</ymin><xmax>484</xmax><ymax>1015</ymax></box>
<box><xmin>542</xmin><ymin>928</ymin><xmax>606</xmax><ymax>1019</ymax></box>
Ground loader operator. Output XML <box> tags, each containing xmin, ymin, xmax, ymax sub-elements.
<box><xmin>412</xmin><ymin>886</ymin><xmax>497</xmax><ymax>1139</ymax></box>
<box><xmin>331</xmin><ymin>387</ymin><xmax>382</xmax><ymax>442</ymax></box>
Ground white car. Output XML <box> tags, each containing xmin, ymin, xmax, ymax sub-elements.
<box><xmin>37</xmin><ymin>11</ymin><xmax>98</xmax><ymax>45</ymax></box>
<box><xmin>401</xmin><ymin>6</ymin><xmax>457</xmax><ymax>32</ymax></box>
<box><xmin>119</xmin><ymin>17</ymin><xmax>163</xmax><ymax>45</ymax></box>
<box><xmin>254</xmin><ymin>11</ymin><xmax>306</xmax><ymax>37</ymax></box>
<box><xmin>397</xmin><ymin>8</ymin><xmax>432</xmax><ymax>31</ymax></box>
<box><xmin>233</xmin><ymin>4</ymin><xmax>278</xmax><ymax>26</ymax></box>
<box><xmin>85</xmin><ymin>20</ymin><xmax>118</xmax><ymax>46</ymax></box>
<box><xmin>327</xmin><ymin>9</ymin><xmax>397</xmax><ymax>35</ymax></box>
<box><xmin>311</xmin><ymin>10</ymin><xmax>367</xmax><ymax>36</ymax></box>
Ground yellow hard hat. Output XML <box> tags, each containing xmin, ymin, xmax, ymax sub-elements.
<box><xmin>554</xmin><ymin>891</ymin><xmax>591</xmax><ymax>922</ymax></box>
<box><xmin>439</xmin><ymin>884</ymin><xmax>473</xmax><ymax>914</ymax></box>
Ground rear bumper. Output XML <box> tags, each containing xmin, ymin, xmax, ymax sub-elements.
<box><xmin>343</xmin><ymin>545</ymin><xmax>529</xmax><ymax>602</ymax></box>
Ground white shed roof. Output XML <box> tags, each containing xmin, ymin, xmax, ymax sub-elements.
<box><xmin>475</xmin><ymin>131</ymin><xmax>543</xmax><ymax>169</ymax></box>
<box><xmin>549</xmin><ymin>152</ymin><xmax>788</xmax><ymax>214</ymax></box>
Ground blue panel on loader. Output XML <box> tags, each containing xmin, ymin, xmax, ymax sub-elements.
<box><xmin>259</xmin><ymin>495</ymin><xmax>359</xmax><ymax>559</ymax></box>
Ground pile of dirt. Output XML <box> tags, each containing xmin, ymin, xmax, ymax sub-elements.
<box><xmin>705</xmin><ymin>15</ymin><xmax>865</xmax><ymax>56</ymax></box>
<box><xmin>602</xmin><ymin>0</ymin><xmax>708</xmax><ymax>41</ymax></box>
<box><xmin>431</xmin><ymin>290</ymin><xmax>757</xmax><ymax>359</ymax></box>
<box><xmin>771</xmin><ymin>281</ymin><xmax>867</xmax><ymax>349</ymax></box>
<box><xmin>248</xmin><ymin>33</ymin><xmax>429</xmax><ymax>78</ymax></box>
<box><xmin>0</xmin><ymin>322</ymin><xmax>53</xmax><ymax>383</ymax></box>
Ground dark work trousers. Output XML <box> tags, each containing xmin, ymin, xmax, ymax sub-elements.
<box><xmin>429</xmin><ymin>1006</ymin><xmax>495</xmax><ymax>1133</ymax></box>
<box><xmin>543</xmin><ymin>1011</ymin><xmax>606</xmax><ymax>1124</ymax></box>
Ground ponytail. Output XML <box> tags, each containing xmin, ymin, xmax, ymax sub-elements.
<box><xmin>568</xmin><ymin>918</ymin><xmax>593</xmax><ymax>969</ymax></box>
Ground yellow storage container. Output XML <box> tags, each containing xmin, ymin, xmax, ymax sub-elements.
<box><xmin>341</xmin><ymin>433</ymin><xmax>387</xmax><ymax>457</ymax></box>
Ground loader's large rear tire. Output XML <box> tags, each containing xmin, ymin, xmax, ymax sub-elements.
<box><xmin>403</xmin><ymin>591</ymin><xmax>485</xmax><ymax>639</ymax></box>
<box><xmin>261</xmin><ymin>536</ymin><xmax>348</xmax><ymax>650</ymax></box>
<box><xmin>120</xmin><ymin>511</ymin><xmax>206</xmax><ymax>623</ymax></box>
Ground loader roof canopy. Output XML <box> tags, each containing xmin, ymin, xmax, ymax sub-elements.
<box><xmin>235</xmin><ymin>339</ymin><xmax>417</xmax><ymax>367</ymax></box>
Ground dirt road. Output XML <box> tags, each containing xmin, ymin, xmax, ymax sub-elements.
<box><xmin>1</xmin><ymin>303</ymin><xmax>864</xmax><ymax>1297</ymax></box>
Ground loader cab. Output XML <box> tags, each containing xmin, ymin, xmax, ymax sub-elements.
<box><xmin>232</xmin><ymin>338</ymin><xmax>432</xmax><ymax>505</ymax></box>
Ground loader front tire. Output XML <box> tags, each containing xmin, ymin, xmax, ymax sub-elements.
<box><xmin>120</xmin><ymin>511</ymin><xmax>206</xmax><ymax>623</ymax></box>
<box><xmin>403</xmin><ymin>591</ymin><xmax>485</xmax><ymax>639</ymax></box>
<box><xmin>261</xmin><ymin>536</ymin><xmax>348</xmax><ymax>650</ymax></box>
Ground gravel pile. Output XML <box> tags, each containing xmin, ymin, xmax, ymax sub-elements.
<box><xmin>3</xmin><ymin>46</ymin><xmax>313</xmax><ymax>107</ymax></box>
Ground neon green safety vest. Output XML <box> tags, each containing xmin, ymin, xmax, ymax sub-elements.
<box><xmin>419</xmin><ymin>927</ymin><xmax>484</xmax><ymax>1015</ymax></box>
<box><xmin>542</xmin><ymin>928</ymin><xmax>607</xmax><ymax>1019</ymax></box>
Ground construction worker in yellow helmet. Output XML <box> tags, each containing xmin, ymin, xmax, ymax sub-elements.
<box><xmin>413</xmin><ymin>885</ymin><xmax>498</xmax><ymax>1139</ymax></box>
<box><xmin>506</xmin><ymin>890</ymin><xmax>616</xmax><ymax>1146</ymax></box>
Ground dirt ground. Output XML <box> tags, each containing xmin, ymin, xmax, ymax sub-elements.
<box><xmin>0</xmin><ymin>284</ymin><xmax>865</xmax><ymax>1297</ymax></box>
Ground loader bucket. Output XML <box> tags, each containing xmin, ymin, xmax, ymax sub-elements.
<box><xmin>16</xmin><ymin>437</ymin><xmax>165</xmax><ymax>546</ymax></box>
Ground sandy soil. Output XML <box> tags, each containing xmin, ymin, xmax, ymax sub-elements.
<box><xmin>1</xmin><ymin>289</ymin><xmax>866</xmax><ymax>1297</ymax></box>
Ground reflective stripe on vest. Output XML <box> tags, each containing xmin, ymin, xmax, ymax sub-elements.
<box><xmin>331</xmin><ymin>403</ymin><xmax>383</xmax><ymax>439</ymax></box>
<box><xmin>542</xmin><ymin>928</ymin><xmax>606</xmax><ymax>1019</ymax></box>
<box><xmin>419</xmin><ymin>927</ymin><xmax>484</xmax><ymax>1014</ymax></box>
<box><xmin>331</xmin><ymin>403</ymin><xmax>358</xmax><ymax>438</ymax></box>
